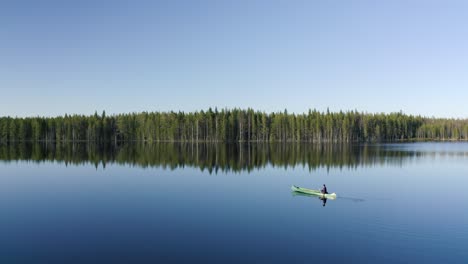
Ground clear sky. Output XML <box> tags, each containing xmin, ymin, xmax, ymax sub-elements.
<box><xmin>1</xmin><ymin>0</ymin><xmax>467</xmax><ymax>118</ymax></box>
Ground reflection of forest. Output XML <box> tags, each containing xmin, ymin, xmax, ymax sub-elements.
<box><xmin>0</xmin><ymin>143</ymin><xmax>464</xmax><ymax>172</ymax></box>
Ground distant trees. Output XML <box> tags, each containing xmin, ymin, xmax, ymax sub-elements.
<box><xmin>1</xmin><ymin>109</ymin><xmax>468</xmax><ymax>143</ymax></box>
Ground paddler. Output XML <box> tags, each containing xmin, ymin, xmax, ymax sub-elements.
<box><xmin>321</xmin><ymin>184</ymin><xmax>328</xmax><ymax>194</ymax></box>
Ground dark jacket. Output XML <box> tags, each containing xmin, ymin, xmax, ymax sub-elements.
<box><xmin>321</xmin><ymin>186</ymin><xmax>328</xmax><ymax>194</ymax></box>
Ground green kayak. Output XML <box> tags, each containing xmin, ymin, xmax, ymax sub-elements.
<box><xmin>291</xmin><ymin>185</ymin><xmax>337</xmax><ymax>199</ymax></box>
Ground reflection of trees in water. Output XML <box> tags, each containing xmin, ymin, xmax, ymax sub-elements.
<box><xmin>0</xmin><ymin>143</ymin><xmax>463</xmax><ymax>172</ymax></box>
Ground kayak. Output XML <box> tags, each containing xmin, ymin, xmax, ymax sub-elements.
<box><xmin>291</xmin><ymin>185</ymin><xmax>337</xmax><ymax>199</ymax></box>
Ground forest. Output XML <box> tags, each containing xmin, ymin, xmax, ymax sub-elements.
<box><xmin>1</xmin><ymin>108</ymin><xmax>468</xmax><ymax>143</ymax></box>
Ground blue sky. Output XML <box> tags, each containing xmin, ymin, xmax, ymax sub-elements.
<box><xmin>1</xmin><ymin>0</ymin><xmax>467</xmax><ymax>117</ymax></box>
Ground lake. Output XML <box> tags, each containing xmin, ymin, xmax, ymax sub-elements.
<box><xmin>0</xmin><ymin>142</ymin><xmax>467</xmax><ymax>263</ymax></box>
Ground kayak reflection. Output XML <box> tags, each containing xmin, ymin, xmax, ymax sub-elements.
<box><xmin>291</xmin><ymin>191</ymin><xmax>333</xmax><ymax>207</ymax></box>
<box><xmin>319</xmin><ymin>197</ymin><xmax>327</xmax><ymax>207</ymax></box>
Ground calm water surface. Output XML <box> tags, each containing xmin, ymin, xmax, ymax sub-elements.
<box><xmin>0</xmin><ymin>142</ymin><xmax>467</xmax><ymax>263</ymax></box>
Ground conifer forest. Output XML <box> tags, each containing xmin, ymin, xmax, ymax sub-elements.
<box><xmin>1</xmin><ymin>109</ymin><xmax>467</xmax><ymax>143</ymax></box>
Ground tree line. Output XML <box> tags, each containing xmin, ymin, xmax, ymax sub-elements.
<box><xmin>1</xmin><ymin>108</ymin><xmax>468</xmax><ymax>143</ymax></box>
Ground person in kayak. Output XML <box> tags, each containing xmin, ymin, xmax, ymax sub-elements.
<box><xmin>321</xmin><ymin>184</ymin><xmax>328</xmax><ymax>194</ymax></box>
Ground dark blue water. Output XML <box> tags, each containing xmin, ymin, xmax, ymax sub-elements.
<box><xmin>0</xmin><ymin>143</ymin><xmax>467</xmax><ymax>263</ymax></box>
